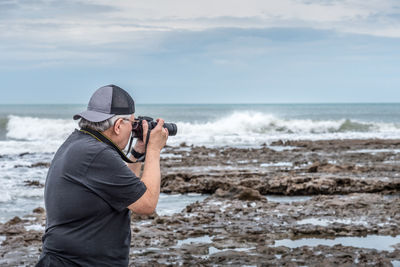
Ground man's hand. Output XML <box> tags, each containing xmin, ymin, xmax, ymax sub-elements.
<box><xmin>128</xmin><ymin>118</ymin><xmax>168</xmax><ymax>215</ymax></box>
<box><xmin>147</xmin><ymin>118</ymin><xmax>168</xmax><ymax>152</ymax></box>
<box><xmin>133</xmin><ymin>120</ymin><xmax>148</xmax><ymax>154</ymax></box>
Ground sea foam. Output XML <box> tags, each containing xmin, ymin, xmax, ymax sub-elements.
<box><xmin>6</xmin><ymin>115</ymin><xmax>77</xmax><ymax>141</ymax></box>
<box><xmin>170</xmin><ymin>111</ymin><xmax>400</xmax><ymax>146</ymax></box>
<box><xmin>4</xmin><ymin>112</ymin><xmax>400</xmax><ymax>149</ymax></box>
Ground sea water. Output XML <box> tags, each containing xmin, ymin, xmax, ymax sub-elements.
<box><xmin>1</xmin><ymin>103</ymin><xmax>400</xmax><ymax>222</ymax></box>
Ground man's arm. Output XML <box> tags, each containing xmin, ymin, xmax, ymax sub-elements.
<box><xmin>127</xmin><ymin>120</ymin><xmax>148</xmax><ymax>176</ymax></box>
<box><xmin>127</xmin><ymin>156</ymin><xmax>143</xmax><ymax>177</ymax></box>
<box><xmin>128</xmin><ymin>119</ymin><xmax>168</xmax><ymax>215</ymax></box>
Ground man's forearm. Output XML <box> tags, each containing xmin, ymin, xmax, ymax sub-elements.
<box><xmin>140</xmin><ymin>149</ymin><xmax>161</xmax><ymax>206</ymax></box>
<box><xmin>127</xmin><ymin>157</ymin><xmax>142</xmax><ymax>177</ymax></box>
<box><xmin>126</xmin><ymin>149</ymin><xmax>161</xmax><ymax>214</ymax></box>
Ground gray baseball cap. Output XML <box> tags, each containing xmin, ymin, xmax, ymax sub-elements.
<box><xmin>73</xmin><ymin>85</ymin><xmax>135</xmax><ymax>122</ymax></box>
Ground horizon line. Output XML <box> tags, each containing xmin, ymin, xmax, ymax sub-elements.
<box><xmin>0</xmin><ymin>102</ymin><xmax>400</xmax><ymax>105</ymax></box>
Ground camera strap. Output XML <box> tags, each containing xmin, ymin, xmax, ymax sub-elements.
<box><xmin>132</xmin><ymin>130</ymin><xmax>151</xmax><ymax>162</ymax></box>
<box><xmin>80</xmin><ymin>127</ymin><xmax>134</xmax><ymax>163</ymax></box>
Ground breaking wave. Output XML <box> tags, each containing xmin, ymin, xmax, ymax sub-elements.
<box><xmin>171</xmin><ymin>112</ymin><xmax>400</xmax><ymax>146</ymax></box>
<box><xmin>6</xmin><ymin>115</ymin><xmax>77</xmax><ymax>141</ymax></box>
<box><xmin>3</xmin><ymin>112</ymin><xmax>400</xmax><ymax>150</ymax></box>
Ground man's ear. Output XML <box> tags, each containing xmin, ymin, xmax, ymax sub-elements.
<box><xmin>113</xmin><ymin>118</ymin><xmax>122</xmax><ymax>135</ymax></box>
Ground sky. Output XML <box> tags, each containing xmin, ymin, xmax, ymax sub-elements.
<box><xmin>0</xmin><ymin>0</ymin><xmax>399</xmax><ymax>104</ymax></box>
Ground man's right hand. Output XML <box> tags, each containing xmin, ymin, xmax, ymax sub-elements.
<box><xmin>128</xmin><ymin>118</ymin><xmax>168</xmax><ymax>215</ymax></box>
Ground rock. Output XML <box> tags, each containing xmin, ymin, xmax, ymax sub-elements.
<box><xmin>15</xmin><ymin>162</ymin><xmax>50</xmax><ymax>169</ymax></box>
<box><xmin>30</xmin><ymin>162</ymin><xmax>50</xmax><ymax>168</ymax></box>
<box><xmin>33</xmin><ymin>207</ymin><xmax>45</xmax><ymax>214</ymax></box>
<box><xmin>6</xmin><ymin>216</ymin><xmax>22</xmax><ymax>225</ymax></box>
<box><xmin>214</xmin><ymin>188</ymin><xmax>230</xmax><ymax>198</ymax></box>
<box><xmin>236</xmin><ymin>187</ymin><xmax>263</xmax><ymax>201</ymax></box>
<box><xmin>181</xmin><ymin>243</ymin><xmax>209</xmax><ymax>255</ymax></box>
<box><xmin>24</xmin><ymin>180</ymin><xmax>44</xmax><ymax>187</ymax></box>
<box><xmin>308</xmin><ymin>162</ymin><xmax>320</xmax><ymax>173</ymax></box>
<box><xmin>213</xmin><ymin>187</ymin><xmax>263</xmax><ymax>201</ymax></box>
<box><xmin>131</xmin><ymin>212</ymin><xmax>157</xmax><ymax>221</ymax></box>
<box><xmin>4</xmin><ymin>139</ymin><xmax>400</xmax><ymax>266</ymax></box>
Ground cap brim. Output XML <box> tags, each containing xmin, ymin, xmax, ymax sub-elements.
<box><xmin>73</xmin><ymin>110</ymin><xmax>115</xmax><ymax>122</ymax></box>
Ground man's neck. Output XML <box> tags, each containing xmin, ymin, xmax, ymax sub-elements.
<box><xmin>101</xmin><ymin>129</ymin><xmax>123</xmax><ymax>150</ymax></box>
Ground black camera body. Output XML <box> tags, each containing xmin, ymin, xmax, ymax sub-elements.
<box><xmin>132</xmin><ymin>116</ymin><xmax>177</xmax><ymax>140</ymax></box>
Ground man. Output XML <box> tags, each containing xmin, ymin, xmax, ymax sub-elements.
<box><xmin>36</xmin><ymin>85</ymin><xmax>168</xmax><ymax>266</ymax></box>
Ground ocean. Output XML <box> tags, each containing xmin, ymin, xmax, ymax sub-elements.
<box><xmin>1</xmin><ymin>103</ymin><xmax>400</xmax><ymax>222</ymax></box>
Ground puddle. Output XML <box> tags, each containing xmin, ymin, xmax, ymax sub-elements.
<box><xmin>156</xmin><ymin>193</ymin><xmax>208</xmax><ymax>216</ymax></box>
<box><xmin>384</xmin><ymin>194</ymin><xmax>400</xmax><ymax>200</ymax></box>
<box><xmin>347</xmin><ymin>149</ymin><xmax>400</xmax><ymax>154</ymax></box>
<box><xmin>266</xmin><ymin>195</ymin><xmax>312</xmax><ymax>203</ymax></box>
<box><xmin>176</xmin><ymin>235</ymin><xmax>212</xmax><ymax>247</ymax></box>
<box><xmin>297</xmin><ymin>218</ymin><xmax>369</xmax><ymax>227</ymax></box>
<box><xmin>172</xmin><ymin>147</ymin><xmax>192</xmax><ymax>152</ymax></box>
<box><xmin>209</xmin><ymin>246</ymin><xmax>256</xmax><ymax>255</ymax></box>
<box><xmin>25</xmin><ymin>224</ymin><xmax>45</xmax><ymax>232</ymax></box>
<box><xmin>260</xmin><ymin>162</ymin><xmax>292</xmax><ymax>168</ymax></box>
<box><xmin>237</xmin><ymin>159</ymin><xmax>258</xmax><ymax>164</ymax></box>
<box><xmin>132</xmin><ymin>247</ymin><xmax>163</xmax><ymax>254</ymax></box>
<box><xmin>172</xmin><ymin>165</ymin><xmax>264</xmax><ymax>173</ymax></box>
<box><xmin>161</xmin><ymin>153</ymin><xmax>183</xmax><ymax>159</ymax></box>
<box><xmin>0</xmin><ymin>235</ymin><xmax>5</xmax><ymax>246</ymax></box>
<box><xmin>175</xmin><ymin>236</ymin><xmax>256</xmax><ymax>256</ymax></box>
<box><xmin>269</xmin><ymin>146</ymin><xmax>298</xmax><ymax>152</ymax></box>
<box><xmin>273</xmin><ymin>235</ymin><xmax>400</xmax><ymax>252</ymax></box>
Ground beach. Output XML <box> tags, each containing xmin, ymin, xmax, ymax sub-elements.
<box><xmin>1</xmin><ymin>138</ymin><xmax>399</xmax><ymax>266</ymax></box>
<box><xmin>2</xmin><ymin>0</ymin><xmax>400</xmax><ymax>264</ymax></box>
<box><xmin>1</xmin><ymin>104</ymin><xmax>400</xmax><ymax>266</ymax></box>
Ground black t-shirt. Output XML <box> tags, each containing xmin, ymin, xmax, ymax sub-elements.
<box><xmin>41</xmin><ymin>129</ymin><xmax>146</xmax><ymax>266</ymax></box>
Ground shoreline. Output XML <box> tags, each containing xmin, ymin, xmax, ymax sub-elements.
<box><xmin>1</xmin><ymin>138</ymin><xmax>400</xmax><ymax>266</ymax></box>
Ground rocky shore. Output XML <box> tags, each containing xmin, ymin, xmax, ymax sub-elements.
<box><xmin>1</xmin><ymin>139</ymin><xmax>400</xmax><ymax>266</ymax></box>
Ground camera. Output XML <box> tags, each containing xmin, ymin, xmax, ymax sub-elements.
<box><xmin>132</xmin><ymin>116</ymin><xmax>177</xmax><ymax>140</ymax></box>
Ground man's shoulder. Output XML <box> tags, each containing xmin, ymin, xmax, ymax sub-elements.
<box><xmin>66</xmin><ymin>129</ymin><xmax>108</xmax><ymax>150</ymax></box>
<box><xmin>55</xmin><ymin>130</ymin><xmax>112</xmax><ymax>163</ymax></box>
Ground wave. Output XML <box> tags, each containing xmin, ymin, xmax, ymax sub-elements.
<box><xmin>176</xmin><ymin>111</ymin><xmax>398</xmax><ymax>135</ymax></box>
<box><xmin>6</xmin><ymin>115</ymin><xmax>77</xmax><ymax>141</ymax></box>
<box><xmin>0</xmin><ymin>117</ymin><xmax>8</xmax><ymax>130</ymax></box>
<box><xmin>3</xmin><ymin>113</ymin><xmax>400</xmax><ymax>152</ymax></box>
<box><xmin>166</xmin><ymin>112</ymin><xmax>400</xmax><ymax>147</ymax></box>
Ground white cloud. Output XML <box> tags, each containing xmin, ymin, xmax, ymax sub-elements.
<box><xmin>1</xmin><ymin>0</ymin><xmax>399</xmax><ymax>43</ymax></box>
<box><xmin>0</xmin><ymin>0</ymin><xmax>399</xmax><ymax>67</ymax></box>
<box><xmin>91</xmin><ymin>0</ymin><xmax>364</xmax><ymax>21</ymax></box>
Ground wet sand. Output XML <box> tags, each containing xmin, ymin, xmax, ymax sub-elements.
<box><xmin>1</xmin><ymin>139</ymin><xmax>400</xmax><ymax>266</ymax></box>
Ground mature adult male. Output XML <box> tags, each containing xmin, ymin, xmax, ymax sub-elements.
<box><xmin>36</xmin><ymin>85</ymin><xmax>168</xmax><ymax>266</ymax></box>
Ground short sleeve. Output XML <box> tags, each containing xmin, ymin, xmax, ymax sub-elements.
<box><xmin>84</xmin><ymin>147</ymin><xmax>147</xmax><ymax>212</ymax></box>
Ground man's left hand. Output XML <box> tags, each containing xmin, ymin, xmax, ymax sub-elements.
<box><xmin>133</xmin><ymin>120</ymin><xmax>148</xmax><ymax>154</ymax></box>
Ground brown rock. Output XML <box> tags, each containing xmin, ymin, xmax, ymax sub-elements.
<box><xmin>33</xmin><ymin>207</ymin><xmax>45</xmax><ymax>214</ymax></box>
<box><xmin>236</xmin><ymin>187</ymin><xmax>263</xmax><ymax>201</ymax></box>
<box><xmin>24</xmin><ymin>180</ymin><xmax>44</xmax><ymax>187</ymax></box>
<box><xmin>214</xmin><ymin>188</ymin><xmax>230</xmax><ymax>198</ymax></box>
<box><xmin>6</xmin><ymin>216</ymin><xmax>22</xmax><ymax>225</ymax></box>
<box><xmin>30</xmin><ymin>162</ymin><xmax>51</xmax><ymax>168</ymax></box>
<box><xmin>131</xmin><ymin>212</ymin><xmax>157</xmax><ymax>221</ymax></box>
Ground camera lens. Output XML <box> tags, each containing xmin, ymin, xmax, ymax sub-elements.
<box><xmin>164</xmin><ymin>123</ymin><xmax>177</xmax><ymax>136</ymax></box>
<box><xmin>132</xmin><ymin>116</ymin><xmax>177</xmax><ymax>139</ymax></box>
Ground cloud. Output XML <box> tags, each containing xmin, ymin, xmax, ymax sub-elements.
<box><xmin>1</xmin><ymin>23</ymin><xmax>399</xmax><ymax>71</ymax></box>
<box><xmin>0</xmin><ymin>0</ymin><xmax>399</xmax><ymax>69</ymax></box>
<box><xmin>0</xmin><ymin>0</ymin><xmax>117</xmax><ymax>19</ymax></box>
<box><xmin>2</xmin><ymin>0</ymin><xmax>399</xmax><ymax>34</ymax></box>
